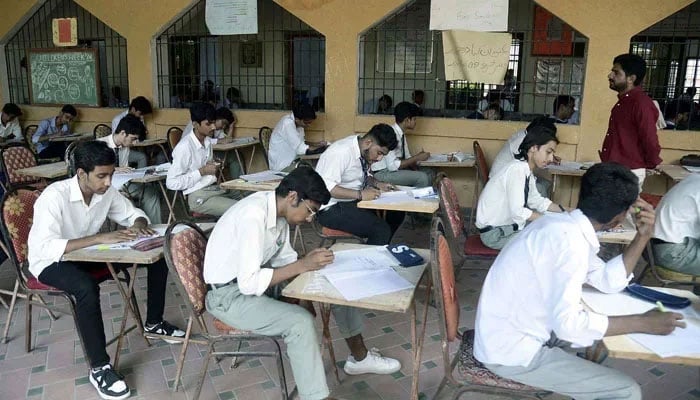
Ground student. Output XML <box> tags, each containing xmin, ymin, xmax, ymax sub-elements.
<box><xmin>371</xmin><ymin>102</ymin><xmax>431</xmax><ymax>187</ymax></box>
<box><xmin>27</xmin><ymin>141</ymin><xmax>185</xmax><ymax>400</ymax></box>
<box><xmin>315</xmin><ymin>124</ymin><xmax>404</xmax><ymax>245</ymax></box>
<box><xmin>652</xmin><ymin>174</ymin><xmax>700</xmax><ymax>274</ymax></box>
<box><xmin>600</xmin><ymin>53</ymin><xmax>662</xmax><ymax>189</ymax></box>
<box><xmin>110</xmin><ymin>96</ymin><xmax>153</xmax><ymax>133</ymax></box>
<box><xmin>167</xmin><ymin>102</ymin><xmax>241</xmax><ymax>217</ymax></box>
<box><xmin>0</xmin><ymin>103</ymin><xmax>22</xmax><ymax>143</ymax></box>
<box><xmin>204</xmin><ymin>167</ymin><xmax>400</xmax><ymax>400</ymax></box>
<box><xmin>550</xmin><ymin>95</ymin><xmax>576</xmax><ymax>123</ymax></box>
<box><xmin>362</xmin><ymin>94</ymin><xmax>393</xmax><ymax>115</ymax></box>
<box><xmin>663</xmin><ymin>99</ymin><xmax>692</xmax><ymax>130</ymax></box>
<box><xmin>411</xmin><ymin>89</ymin><xmax>425</xmax><ymax>115</ymax></box>
<box><xmin>182</xmin><ymin>107</ymin><xmax>243</xmax><ymax>179</ymax></box>
<box><xmin>268</xmin><ymin>103</ymin><xmax>327</xmax><ymax>171</ymax></box>
<box><xmin>474</xmin><ymin>163</ymin><xmax>684</xmax><ymax>400</ymax></box>
<box><xmin>97</xmin><ymin>114</ymin><xmax>163</xmax><ymax>224</ymax></box>
<box><xmin>475</xmin><ymin>125</ymin><xmax>568</xmax><ymax>249</ymax></box>
<box><xmin>32</xmin><ymin>104</ymin><xmax>77</xmax><ymax>160</ymax></box>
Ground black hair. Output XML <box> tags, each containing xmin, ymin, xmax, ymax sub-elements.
<box><xmin>293</xmin><ymin>103</ymin><xmax>316</xmax><ymax>121</ymax></box>
<box><xmin>115</xmin><ymin>114</ymin><xmax>147</xmax><ymax>141</ymax></box>
<box><xmin>189</xmin><ymin>102</ymin><xmax>216</xmax><ymax>124</ymax></box>
<box><xmin>412</xmin><ymin>90</ymin><xmax>424</xmax><ymax>101</ymax></box>
<box><xmin>2</xmin><ymin>103</ymin><xmax>22</xmax><ymax>117</ymax></box>
<box><xmin>526</xmin><ymin>115</ymin><xmax>557</xmax><ymax>133</ymax></box>
<box><xmin>61</xmin><ymin>104</ymin><xmax>77</xmax><ymax>116</ymax></box>
<box><xmin>378</xmin><ymin>94</ymin><xmax>393</xmax><ymax>112</ymax></box>
<box><xmin>394</xmin><ymin>101</ymin><xmax>420</xmax><ymax>124</ymax></box>
<box><xmin>129</xmin><ymin>96</ymin><xmax>153</xmax><ymax>114</ymax></box>
<box><xmin>484</xmin><ymin>103</ymin><xmax>504</xmax><ymax>120</ymax></box>
<box><xmin>613</xmin><ymin>53</ymin><xmax>647</xmax><ymax>86</ymax></box>
<box><xmin>578</xmin><ymin>163</ymin><xmax>638</xmax><ymax>224</ymax></box>
<box><xmin>215</xmin><ymin>107</ymin><xmax>235</xmax><ymax>123</ymax></box>
<box><xmin>74</xmin><ymin>140</ymin><xmax>116</xmax><ymax>173</ymax></box>
<box><xmin>362</xmin><ymin>123</ymin><xmax>398</xmax><ymax>151</ymax></box>
<box><xmin>514</xmin><ymin>124</ymin><xmax>559</xmax><ymax>160</ymax></box>
<box><xmin>276</xmin><ymin>166</ymin><xmax>331</xmax><ymax>205</ymax></box>
<box><xmin>664</xmin><ymin>99</ymin><xmax>692</xmax><ymax>120</ymax></box>
<box><xmin>553</xmin><ymin>95</ymin><xmax>575</xmax><ymax>115</ymax></box>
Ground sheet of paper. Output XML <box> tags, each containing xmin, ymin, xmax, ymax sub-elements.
<box><xmin>205</xmin><ymin>0</ymin><xmax>257</xmax><ymax>35</ymax></box>
<box><xmin>324</xmin><ymin>268</ymin><xmax>413</xmax><ymax>301</ymax></box>
<box><xmin>183</xmin><ymin>175</ymin><xmax>217</xmax><ymax>195</ymax></box>
<box><xmin>83</xmin><ymin>225</ymin><xmax>189</xmax><ymax>251</ymax></box>
<box><xmin>318</xmin><ymin>248</ymin><xmax>398</xmax><ymax>279</ymax></box>
<box><xmin>442</xmin><ymin>31</ymin><xmax>511</xmax><ymax>83</ymax></box>
<box><xmin>240</xmin><ymin>170</ymin><xmax>287</xmax><ymax>182</ymax></box>
<box><xmin>231</xmin><ymin>136</ymin><xmax>256</xmax><ymax>145</ymax></box>
<box><xmin>112</xmin><ymin>170</ymin><xmax>146</xmax><ymax>191</ymax></box>
<box><xmin>424</xmin><ymin>154</ymin><xmax>449</xmax><ymax>163</ymax></box>
<box><xmin>430</xmin><ymin>0</ymin><xmax>508</xmax><ymax>31</ymax></box>
<box><xmin>683</xmin><ymin>165</ymin><xmax>700</xmax><ymax>173</ymax></box>
<box><xmin>546</xmin><ymin>161</ymin><xmax>584</xmax><ymax>172</ymax></box>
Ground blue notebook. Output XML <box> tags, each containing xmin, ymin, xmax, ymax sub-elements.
<box><xmin>387</xmin><ymin>244</ymin><xmax>424</xmax><ymax>267</ymax></box>
<box><xmin>625</xmin><ymin>284</ymin><xmax>691</xmax><ymax>309</ymax></box>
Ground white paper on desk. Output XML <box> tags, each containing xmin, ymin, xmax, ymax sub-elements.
<box><xmin>183</xmin><ymin>175</ymin><xmax>217</xmax><ymax>195</ymax></box>
<box><xmin>231</xmin><ymin>136</ymin><xmax>256</xmax><ymax>145</ymax></box>
<box><xmin>240</xmin><ymin>170</ymin><xmax>287</xmax><ymax>182</ymax></box>
<box><xmin>325</xmin><ymin>268</ymin><xmax>413</xmax><ymax>301</ymax></box>
<box><xmin>546</xmin><ymin>161</ymin><xmax>584</xmax><ymax>172</ymax></box>
<box><xmin>82</xmin><ymin>225</ymin><xmax>190</xmax><ymax>250</ymax></box>
<box><xmin>424</xmin><ymin>154</ymin><xmax>450</xmax><ymax>163</ymax></box>
<box><xmin>319</xmin><ymin>248</ymin><xmax>398</xmax><ymax>278</ymax></box>
<box><xmin>683</xmin><ymin>165</ymin><xmax>700</xmax><ymax>173</ymax></box>
<box><xmin>112</xmin><ymin>170</ymin><xmax>146</xmax><ymax>191</ymax></box>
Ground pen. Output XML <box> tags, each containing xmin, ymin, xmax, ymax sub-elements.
<box><xmin>634</xmin><ymin>206</ymin><xmax>642</xmax><ymax>214</ymax></box>
<box><xmin>656</xmin><ymin>301</ymin><xmax>667</xmax><ymax>312</ymax></box>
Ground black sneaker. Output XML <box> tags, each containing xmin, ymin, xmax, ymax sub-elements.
<box><xmin>144</xmin><ymin>320</ymin><xmax>186</xmax><ymax>344</ymax></box>
<box><xmin>89</xmin><ymin>364</ymin><xmax>130</xmax><ymax>400</ymax></box>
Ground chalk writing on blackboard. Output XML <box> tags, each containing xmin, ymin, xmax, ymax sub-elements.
<box><xmin>29</xmin><ymin>49</ymin><xmax>100</xmax><ymax>106</ymax></box>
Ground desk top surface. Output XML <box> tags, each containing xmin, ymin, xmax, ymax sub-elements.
<box><xmin>213</xmin><ymin>138</ymin><xmax>260</xmax><ymax>151</ymax></box>
<box><xmin>132</xmin><ymin>138</ymin><xmax>167</xmax><ymax>147</ymax></box>
<box><xmin>657</xmin><ymin>164</ymin><xmax>693</xmax><ymax>182</ymax></box>
<box><xmin>220</xmin><ymin>178</ymin><xmax>280</xmax><ymax>192</ymax></box>
<box><xmin>49</xmin><ymin>133</ymin><xmax>92</xmax><ymax>142</ymax></box>
<box><xmin>16</xmin><ymin>161</ymin><xmax>68</xmax><ymax>179</ymax></box>
<box><xmin>418</xmin><ymin>159</ymin><xmax>475</xmax><ymax>168</ymax></box>
<box><xmin>282</xmin><ymin>243</ymin><xmax>428</xmax><ymax>313</ymax></box>
<box><xmin>357</xmin><ymin>197</ymin><xmax>439</xmax><ymax>214</ymax></box>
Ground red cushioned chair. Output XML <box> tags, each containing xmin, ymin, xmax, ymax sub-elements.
<box><xmin>311</xmin><ymin>219</ymin><xmax>365</xmax><ymax>248</ymax></box>
<box><xmin>0</xmin><ymin>144</ymin><xmax>48</xmax><ymax>192</ymax></box>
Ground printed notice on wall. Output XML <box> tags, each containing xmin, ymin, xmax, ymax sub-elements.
<box><xmin>442</xmin><ymin>31</ymin><xmax>511</xmax><ymax>83</ymax></box>
<box><xmin>430</xmin><ymin>0</ymin><xmax>508</xmax><ymax>31</ymax></box>
<box><xmin>205</xmin><ymin>0</ymin><xmax>258</xmax><ymax>35</ymax></box>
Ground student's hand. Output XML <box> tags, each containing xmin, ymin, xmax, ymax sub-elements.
<box><xmin>98</xmin><ymin>230</ymin><xmax>138</xmax><ymax>244</ymax></box>
<box><xmin>528</xmin><ymin>211</ymin><xmax>543</xmax><ymax>221</ymax></box>
<box><xmin>640</xmin><ymin>309</ymin><xmax>686</xmax><ymax>335</ymax></box>
<box><xmin>361</xmin><ymin>187</ymin><xmax>381</xmax><ymax>201</ymax></box>
<box><xmin>300</xmin><ymin>248</ymin><xmax>334</xmax><ymax>271</ymax></box>
<box><xmin>416</xmin><ymin>151</ymin><xmax>430</xmax><ymax>162</ymax></box>
<box><xmin>128</xmin><ymin>224</ymin><xmax>156</xmax><ymax>237</ymax></box>
<box><xmin>376</xmin><ymin>182</ymin><xmax>396</xmax><ymax>192</ymax></box>
<box><xmin>115</xmin><ymin>166</ymin><xmax>134</xmax><ymax>173</ymax></box>
<box><xmin>631</xmin><ymin>198</ymin><xmax>655</xmax><ymax>238</ymax></box>
<box><xmin>199</xmin><ymin>162</ymin><xmax>219</xmax><ymax>176</ymax></box>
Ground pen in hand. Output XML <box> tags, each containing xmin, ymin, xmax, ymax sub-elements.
<box><xmin>656</xmin><ymin>301</ymin><xmax>667</xmax><ymax>312</ymax></box>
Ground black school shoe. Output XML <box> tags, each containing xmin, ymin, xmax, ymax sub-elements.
<box><xmin>89</xmin><ymin>364</ymin><xmax>130</xmax><ymax>400</ymax></box>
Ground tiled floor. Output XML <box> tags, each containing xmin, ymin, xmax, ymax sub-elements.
<box><xmin>0</xmin><ymin>219</ymin><xmax>698</xmax><ymax>400</ymax></box>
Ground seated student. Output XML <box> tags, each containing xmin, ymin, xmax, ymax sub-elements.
<box><xmin>268</xmin><ymin>103</ymin><xmax>328</xmax><ymax>171</ymax></box>
<box><xmin>315</xmin><ymin>124</ymin><xmax>404</xmax><ymax>245</ymax></box>
<box><xmin>224</xmin><ymin>86</ymin><xmax>244</xmax><ymax>109</ymax></box>
<box><xmin>411</xmin><ymin>89</ymin><xmax>425</xmax><ymax>115</ymax></box>
<box><xmin>182</xmin><ymin>107</ymin><xmax>243</xmax><ymax>179</ymax></box>
<box><xmin>663</xmin><ymin>99</ymin><xmax>692</xmax><ymax>130</ymax></box>
<box><xmin>97</xmin><ymin>114</ymin><xmax>163</xmax><ymax>224</ymax></box>
<box><xmin>477</xmin><ymin>90</ymin><xmax>514</xmax><ymax>113</ymax></box>
<box><xmin>111</xmin><ymin>96</ymin><xmax>154</xmax><ymax>167</ymax></box>
<box><xmin>652</xmin><ymin>174</ymin><xmax>700</xmax><ymax>274</ymax></box>
<box><xmin>204</xmin><ymin>167</ymin><xmax>400</xmax><ymax>400</ymax></box>
<box><xmin>549</xmin><ymin>95</ymin><xmax>576</xmax><ymax>123</ymax></box>
<box><xmin>468</xmin><ymin>103</ymin><xmax>503</xmax><ymax>120</ymax></box>
<box><xmin>28</xmin><ymin>141</ymin><xmax>184</xmax><ymax>400</ymax></box>
<box><xmin>362</xmin><ymin>94</ymin><xmax>393</xmax><ymax>115</ymax></box>
<box><xmin>167</xmin><ymin>102</ymin><xmax>242</xmax><ymax>217</ymax></box>
<box><xmin>474</xmin><ymin>163</ymin><xmax>684</xmax><ymax>400</ymax></box>
<box><xmin>475</xmin><ymin>125</ymin><xmax>568</xmax><ymax>249</ymax></box>
<box><xmin>32</xmin><ymin>104</ymin><xmax>77</xmax><ymax>160</ymax></box>
<box><xmin>371</xmin><ymin>102</ymin><xmax>432</xmax><ymax>187</ymax></box>
<box><xmin>0</xmin><ymin>103</ymin><xmax>23</xmax><ymax>143</ymax></box>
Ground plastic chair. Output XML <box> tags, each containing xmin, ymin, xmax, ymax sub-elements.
<box><xmin>163</xmin><ymin>221</ymin><xmax>290</xmax><ymax>399</ymax></box>
<box><xmin>93</xmin><ymin>123</ymin><xmax>112</xmax><ymax>139</ymax></box>
<box><xmin>0</xmin><ymin>144</ymin><xmax>47</xmax><ymax>191</ymax></box>
<box><xmin>430</xmin><ymin>217</ymin><xmax>546</xmax><ymax>400</ymax></box>
<box><xmin>259</xmin><ymin>126</ymin><xmax>272</xmax><ymax>168</ymax></box>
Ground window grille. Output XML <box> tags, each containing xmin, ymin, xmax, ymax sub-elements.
<box><xmin>358</xmin><ymin>0</ymin><xmax>588</xmax><ymax>123</ymax></box>
<box><xmin>4</xmin><ymin>0</ymin><xmax>128</xmax><ymax>107</ymax></box>
<box><xmin>155</xmin><ymin>0</ymin><xmax>325</xmax><ymax>111</ymax></box>
<box><xmin>631</xmin><ymin>1</ymin><xmax>700</xmax><ymax>131</ymax></box>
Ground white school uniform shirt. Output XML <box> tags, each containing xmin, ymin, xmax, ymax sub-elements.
<box><xmin>97</xmin><ymin>134</ymin><xmax>130</xmax><ymax>168</ymax></box>
<box><xmin>0</xmin><ymin>118</ymin><xmax>21</xmax><ymax>140</ymax></box>
<box><xmin>315</xmin><ymin>134</ymin><xmax>364</xmax><ymax>210</ymax></box>
<box><xmin>33</xmin><ymin>117</ymin><xmax>70</xmax><ymax>153</ymax></box>
<box><xmin>111</xmin><ymin>110</ymin><xmax>146</xmax><ymax>134</ymax></box>
<box><xmin>166</xmin><ymin>131</ymin><xmax>215</xmax><ymax>194</ymax></box>
<box><xmin>475</xmin><ymin>160</ymin><xmax>552</xmax><ymax>230</ymax></box>
<box><xmin>654</xmin><ymin>174</ymin><xmax>700</xmax><ymax>244</ymax></box>
<box><xmin>27</xmin><ymin>176</ymin><xmax>149</xmax><ymax>278</ymax></box>
<box><xmin>268</xmin><ymin>113</ymin><xmax>308</xmax><ymax>171</ymax></box>
<box><xmin>371</xmin><ymin>122</ymin><xmax>411</xmax><ymax>172</ymax></box>
<box><xmin>490</xmin><ymin>129</ymin><xmax>526</xmax><ymax>178</ymax></box>
<box><xmin>203</xmin><ymin>191</ymin><xmax>297</xmax><ymax>296</ymax></box>
<box><xmin>474</xmin><ymin>210</ymin><xmax>632</xmax><ymax>367</ymax></box>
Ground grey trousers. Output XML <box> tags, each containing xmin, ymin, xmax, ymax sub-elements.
<box><xmin>123</xmin><ymin>182</ymin><xmax>162</xmax><ymax>224</ymax></box>
<box><xmin>653</xmin><ymin>238</ymin><xmax>700</xmax><ymax>274</ymax></box>
<box><xmin>206</xmin><ymin>283</ymin><xmax>363</xmax><ymax>400</ymax></box>
<box><xmin>479</xmin><ymin>224</ymin><xmax>519</xmax><ymax>250</ymax></box>
<box><xmin>187</xmin><ymin>185</ymin><xmax>243</xmax><ymax>216</ymax></box>
<box><xmin>373</xmin><ymin>168</ymin><xmax>433</xmax><ymax>187</ymax></box>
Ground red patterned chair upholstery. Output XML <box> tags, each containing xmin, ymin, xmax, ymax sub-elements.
<box><xmin>0</xmin><ymin>145</ymin><xmax>47</xmax><ymax>191</ymax></box>
<box><xmin>163</xmin><ymin>221</ymin><xmax>290</xmax><ymax>400</ymax></box>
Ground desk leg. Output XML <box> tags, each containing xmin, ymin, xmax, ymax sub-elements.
<box><xmin>158</xmin><ymin>181</ymin><xmax>176</xmax><ymax>224</ymax></box>
<box><xmin>234</xmin><ymin>149</ymin><xmax>246</xmax><ymax>175</ymax></box>
<box><xmin>552</xmin><ymin>174</ymin><xmax>559</xmax><ymax>195</ymax></box>
<box><xmin>247</xmin><ymin>146</ymin><xmax>256</xmax><ymax>173</ymax></box>
<box><xmin>292</xmin><ymin>225</ymin><xmax>307</xmax><ymax>256</ymax></box>
<box><xmin>217</xmin><ymin>151</ymin><xmax>229</xmax><ymax>183</ymax></box>
<box><xmin>319</xmin><ymin>303</ymin><xmax>340</xmax><ymax>384</ymax></box>
<box><xmin>157</xmin><ymin>144</ymin><xmax>170</xmax><ymax>163</ymax></box>
<box><xmin>410</xmin><ymin>274</ymin><xmax>431</xmax><ymax>400</ymax></box>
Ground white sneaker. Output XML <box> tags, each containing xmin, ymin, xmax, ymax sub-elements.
<box><xmin>343</xmin><ymin>347</ymin><xmax>401</xmax><ymax>375</ymax></box>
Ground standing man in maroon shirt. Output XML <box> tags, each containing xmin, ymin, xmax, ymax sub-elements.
<box><xmin>600</xmin><ymin>53</ymin><xmax>662</xmax><ymax>190</ymax></box>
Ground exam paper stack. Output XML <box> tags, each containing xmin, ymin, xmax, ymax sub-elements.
<box><xmin>318</xmin><ymin>248</ymin><xmax>412</xmax><ymax>301</ymax></box>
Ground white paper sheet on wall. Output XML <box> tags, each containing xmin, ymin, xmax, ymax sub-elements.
<box><xmin>442</xmin><ymin>31</ymin><xmax>511</xmax><ymax>83</ymax></box>
<box><xmin>430</xmin><ymin>0</ymin><xmax>508</xmax><ymax>31</ymax></box>
<box><xmin>205</xmin><ymin>0</ymin><xmax>258</xmax><ymax>35</ymax></box>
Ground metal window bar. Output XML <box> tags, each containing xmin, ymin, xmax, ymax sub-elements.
<box><xmin>155</xmin><ymin>0</ymin><xmax>325</xmax><ymax>111</ymax></box>
<box><xmin>4</xmin><ymin>0</ymin><xmax>128</xmax><ymax>107</ymax></box>
<box><xmin>358</xmin><ymin>0</ymin><xmax>589</xmax><ymax>123</ymax></box>
<box><xmin>631</xmin><ymin>0</ymin><xmax>700</xmax><ymax>131</ymax></box>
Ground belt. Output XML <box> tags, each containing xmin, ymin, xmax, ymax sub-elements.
<box><xmin>478</xmin><ymin>223</ymin><xmax>518</xmax><ymax>234</ymax></box>
<box><xmin>208</xmin><ymin>278</ymin><xmax>237</xmax><ymax>290</ymax></box>
<box><xmin>650</xmin><ymin>238</ymin><xmax>668</xmax><ymax>245</ymax></box>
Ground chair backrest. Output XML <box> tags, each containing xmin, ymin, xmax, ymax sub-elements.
<box><xmin>473</xmin><ymin>140</ymin><xmax>490</xmax><ymax>188</ymax></box>
<box><xmin>65</xmin><ymin>141</ymin><xmax>79</xmax><ymax>177</ymax></box>
<box><xmin>163</xmin><ymin>221</ymin><xmax>210</xmax><ymax>324</ymax></box>
<box><xmin>23</xmin><ymin>125</ymin><xmax>38</xmax><ymax>155</ymax></box>
<box><xmin>259</xmin><ymin>126</ymin><xmax>272</xmax><ymax>168</ymax></box>
<box><xmin>640</xmin><ymin>192</ymin><xmax>662</xmax><ymax>208</ymax></box>
<box><xmin>436</xmin><ymin>173</ymin><xmax>465</xmax><ymax>239</ymax></box>
<box><xmin>1</xmin><ymin>145</ymin><xmax>41</xmax><ymax>188</ymax></box>
<box><xmin>430</xmin><ymin>217</ymin><xmax>460</xmax><ymax>342</ymax></box>
<box><xmin>167</xmin><ymin>127</ymin><xmax>184</xmax><ymax>152</ymax></box>
<box><xmin>0</xmin><ymin>189</ymin><xmax>40</xmax><ymax>285</ymax></box>
<box><xmin>93</xmin><ymin>123</ymin><xmax>112</xmax><ymax>139</ymax></box>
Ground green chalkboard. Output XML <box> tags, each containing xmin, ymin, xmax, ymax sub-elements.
<box><xmin>28</xmin><ymin>48</ymin><xmax>101</xmax><ymax>106</ymax></box>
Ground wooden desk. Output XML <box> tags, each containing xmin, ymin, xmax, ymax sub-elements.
<box><xmin>418</xmin><ymin>159</ymin><xmax>475</xmax><ymax>168</ymax></box>
<box><xmin>657</xmin><ymin>164</ymin><xmax>693</xmax><ymax>183</ymax></box>
<box><xmin>220</xmin><ymin>178</ymin><xmax>280</xmax><ymax>192</ymax></box>
<box><xmin>62</xmin><ymin>222</ymin><xmax>215</xmax><ymax>368</ymax></box>
<box><xmin>283</xmin><ymin>243</ymin><xmax>431</xmax><ymax>399</ymax></box>
<box><xmin>16</xmin><ymin>161</ymin><xmax>68</xmax><ymax>179</ymax></box>
<box><xmin>128</xmin><ymin>173</ymin><xmax>178</xmax><ymax>223</ymax></box>
<box><xmin>597</xmin><ymin>230</ymin><xmax>636</xmax><ymax>245</ymax></box>
<box><xmin>357</xmin><ymin>197</ymin><xmax>439</xmax><ymax>214</ymax></box>
<box><xmin>213</xmin><ymin>137</ymin><xmax>259</xmax><ymax>176</ymax></box>
<box><xmin>132</xmin><ymin>138</ymin><xmax>170</xmax><ymax>162</ymax></box>
<box><xmin>49</xmin><ymin>133</ymin><xmax>92</xmax><ymax>142</ymax></box>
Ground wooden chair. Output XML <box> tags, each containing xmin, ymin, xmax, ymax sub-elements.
<box><xmin>0</xmin><ymin>144</ymin><xmax>47</xmax><ymax>191</ymax></box>
<box><xmin>258</xmin><ymin>126</ymin><xmax>272</xmax><ymax>168</ymax></box>
<box><xmin>470</xmin><ymin>140</ymin><xmax>489</xmax><ymax>231</ymax></box>
<box><xmin>167</xmin><ymin>126</ymin><xmax>184</xmax><ymax>155</ymax></box>
<box><xmin>163</xmin><ymin>221</ymin><xmax>291</xmax><ymax>399</ymax></box>
<box><xmin>93</xmin><ymin>123</ymin><xmax>112</xmax><ymax>139</ymax></box>
<box><xmin>23</xmin><ymin>125</ymin><xmax>60</xmax><ymax>164</ymax></box>
<box><xmin>430</xmin><ymin>216</ymin><xmax>546</xmax><ymax>400</ymax></box>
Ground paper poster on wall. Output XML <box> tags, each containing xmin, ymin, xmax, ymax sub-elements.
<box><xmin>442</xmin><ymin>31</ymin><xmax>511</xmax><ymax>83</ymax></box>
<box><xmin>430</xmin><ymin>0</ymin><xmax>508</xmax><ymax>31</ymax></box>
<box><xmin>205</xmin><ymin>0</ymin><xmax>258</xmax><ymax>35</ymax></box>
<box><xmin>535</xmin><ymin>59</ymin><xmax>564</xmax><ymax>95</ymax></box>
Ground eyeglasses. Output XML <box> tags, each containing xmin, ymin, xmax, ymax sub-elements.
<box><xmin>301</xmin><ymin>199</ymin><xmax>317</xmax><ymax>220</ymax></box>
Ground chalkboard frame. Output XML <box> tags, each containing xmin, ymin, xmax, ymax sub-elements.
<box><xmin>27</xmin><ymin>47</ymin><xmax>102</xmax><ymax>107</ymax></box>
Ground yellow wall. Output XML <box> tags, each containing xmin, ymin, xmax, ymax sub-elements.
<box><xmin>1</xmin><ymin>0</ymin><xmax>697</xmax><ymax>206</ymax></box>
